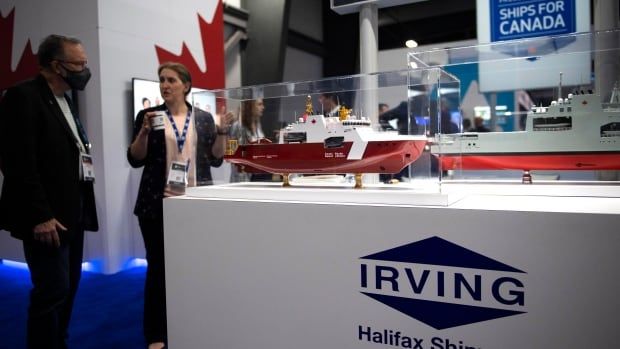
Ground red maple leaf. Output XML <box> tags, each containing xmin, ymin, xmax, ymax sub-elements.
<box><xmin>0</xmin><ymin>8</ymin><xmax>39</xmax><ymax>94</ymax></box>
<box><xmin>155</xmin><ymin>2</ymin><xmax>225</xmax><ymax>90</ymax></box>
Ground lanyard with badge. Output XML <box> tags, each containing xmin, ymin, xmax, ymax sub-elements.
<box><xmin>81</xmin><ymin>152</ymin><xmax>95</xmax><ymax>181</ymax></box>
<box><xmin>70</xmin><ymin>102</ymin><xmax>95</xmax><ymax>182</ymax></box>
<box><xmin>165</xmin><ymin>109</ymin><xmax>191</xmax><ymax>187</ymax></box>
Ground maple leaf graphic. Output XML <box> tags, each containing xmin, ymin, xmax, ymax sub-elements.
<box><xmin>155</xmin><ymin>2</ymin><xmax>225</xmax><ymax>90</ymax></box>
<box><xmin>0</xmin><ymin>8</ymin><xmax>38</xmax><ymax>94</ymax></box>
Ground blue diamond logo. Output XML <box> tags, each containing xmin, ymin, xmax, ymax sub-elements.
<box><xmin>360</xmin><ymin>237</ymin><xmax>526</xmax><ymax>329</ymax></box>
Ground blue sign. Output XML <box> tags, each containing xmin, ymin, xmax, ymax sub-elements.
<box><xmin>490</xmin><ymin>0</ymin><xmax>576</xmax><ymax>42</ymax></box>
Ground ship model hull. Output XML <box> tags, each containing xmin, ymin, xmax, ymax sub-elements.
<box><xmin>226</xmin><ymin>139</ymin><xmax>427</xmax><ymax>175</ymax></box>
<box><xmin>433</xmin><ymin>89</ymin><xmax>620</xmax><ymax>172</ymax></box>
<box><xmin>439</xmin><ymin>151</ymin><xmax>620</xmax><ymax>171</ymax></box>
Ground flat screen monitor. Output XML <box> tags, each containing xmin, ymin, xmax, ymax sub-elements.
<box><xmin>131</xmin><ymin>78</ymin><xmax>216</xmax><ymax>120</ymax></box>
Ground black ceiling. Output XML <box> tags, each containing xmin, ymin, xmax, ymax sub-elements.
<box><xmin>378</xmin><ymin>0</ymin><xmax>477</xmax><ymax>50</ymax></box>
<box><xmin>322</xmin><ymin>0</ymin><xmax>477</xmax><ymax>76</ymax></box>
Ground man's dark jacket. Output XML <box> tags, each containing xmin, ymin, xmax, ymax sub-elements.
<box><xmin>0</xmin><ymin>74</ymin><xmax>98</xmax><ymax>240</ymax></box>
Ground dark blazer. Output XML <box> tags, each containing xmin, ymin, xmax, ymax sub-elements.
<box><xmin>379</xmin><ymin>101</ymin><xmax>419</xmax><ymax>135</ymax></box>
<box><xmin>0</xmin><ymin>74</ymin><xmax>98</xmax><ymax>240</ymax></box>
<box><xmin>127</xmin><ymin>103</ymin><xmax>222</xmax><ymax>219</ymax></box>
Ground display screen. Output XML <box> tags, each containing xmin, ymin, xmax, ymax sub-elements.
<box><xmin>131</xmin><ymin>78</ymin><xmax>216</xmax><ymax>120</ymax></box>
<box><xmin>132</xmin><ymin>78</ymin><xmax>161</xmax><ymax>119</ymax></box>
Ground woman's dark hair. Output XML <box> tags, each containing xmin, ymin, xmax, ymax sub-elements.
<box><xmin>38</xmin><ymin>34</ymin><xmax>82</xmax><ymax>69</ymax></box>
<box><xmin>158</xmin><ymin>62</ymin><xmax>192</xmax><ymax>96</ymax></box>
<box><xmin>240</xmin><ymin>100</ymin><xmax>260</xmax><ymax>131</ymax></box>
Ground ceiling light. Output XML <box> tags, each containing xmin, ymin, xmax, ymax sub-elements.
<box><xmin>405</xmin><ymin>40</ymin><xmax>418</xmax><ymax>48</ymax></box>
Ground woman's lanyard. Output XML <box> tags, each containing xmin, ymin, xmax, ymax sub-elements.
<box><xmin>165</xmin><ymin>109</ymin><xmax>191</xmax><ymax>153</ymax></box>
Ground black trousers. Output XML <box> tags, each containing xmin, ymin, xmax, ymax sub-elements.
<box><xmin>23</xmin><ymin>229</ymin><xmax>84</xmax><ymax>349</ymax></box>
<box><xmin>138</xmin><ymin>215</ymin><xmax>167</xmax><ymax>345</ymax></box>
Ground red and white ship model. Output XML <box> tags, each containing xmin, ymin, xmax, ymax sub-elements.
<box><xmin>225</xmin><ymin>96</ymin><xmax>427</xmax><ymax>187</ymax></box>
<box><xmin>432</xmin><ymin>84</ymin><xmax>620</xmax><ymax>177</ymax></box>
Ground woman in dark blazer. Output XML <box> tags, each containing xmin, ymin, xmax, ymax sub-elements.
<box><xmin>127</xmin><ymin>62</ymin><xmax>233</xmax><ymax>349</ymax></box>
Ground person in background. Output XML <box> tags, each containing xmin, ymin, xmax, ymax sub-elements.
<box><xmin>229</xmin><ymin>98</ymin><xmax>271</xmax><ymax>182</ymax></box>
<box><xmin>142</xmin><ymin>97</ymin><xmax>152</xmax><ymax>109</ymax></box>
<box><xmin>0</xmin><ymin>34</ymin><xmax>99</xmax><ymax>349</ymax></box>
<box><xmin>442</xmin><ymin>107</ymin><xmax>459</xmax><ymax>134</ymax></box>
<box><xmin>127</xmin><ymin>62</ymin><xmax>234</xmax><ymax>349</ymax></box>
<box><xmin>428</xmin><ymin>100</ymin><xmax>459</xmax><ymax>176</ymax></box>
<box><xmin>462</xmin><ymin>118</ymin><xmax>473</xmax><ymax>132</ymax></box>
<box><xmin>473</xmin><ymin>116</ymin><xmax>491</xmax><ymax>132</ymax></box>
<box><xmin>318</xmin><ymin>93</ymin><xmax>341</xmax><ymax>116</ymax></box>
<box><xmin>378</xmin><ymin>102</ymin><xmax>389</xmax><ymax>115</ymax></box>
<box><xmin>378</xmin><ymin>101</ymin><xmax>419</xmax><ymax>183</ymax></box>
<box><xmin>379</xmin><ymin>101</ymin><xmax>418</xmax><ymax>136</ymax></box>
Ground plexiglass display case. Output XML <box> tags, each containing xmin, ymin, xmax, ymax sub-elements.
<box><xmin>192</xmin><ymin>67</ymin><xmax>460</xmax><ymax>197</ymax></box>
<box><xmin>408</xmin><ymin>29</ymin><xmax>620</xmax><ymax>184</ymax></box>
<box><xmin>187</xmin><ymin>29</ymin><xmax>619</xmax><ymax>206</ymax></box>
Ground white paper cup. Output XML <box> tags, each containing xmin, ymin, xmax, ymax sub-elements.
<box><xmin>150</xmin><ymin>111</ymin><xmax>166</xmax><ymax>131</ymax></box>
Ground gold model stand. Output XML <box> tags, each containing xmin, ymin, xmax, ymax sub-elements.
<box><xmin>282</xmin><ymin>174</ymin><xmax>291</xmax><ymax>187</ymax></box>
<box><xmin>354</xmin><ymin>174</ymin><xmax>363</xmax><ymax>189</ymax></box>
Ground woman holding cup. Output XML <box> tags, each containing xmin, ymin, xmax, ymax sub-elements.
<box><xmin>128</xmin><ymin>62</ymin><xmax>234</xmax><ymax>349</ymax></box>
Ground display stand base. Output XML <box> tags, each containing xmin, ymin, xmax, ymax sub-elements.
<box><xmin>185</xmin><ymin>181</ymin><xmax>458</xmax><ymax>206</ymax></box>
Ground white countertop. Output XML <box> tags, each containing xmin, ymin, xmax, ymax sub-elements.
<box><xmin>180</xmin><ymin>180</ymin><xmax>620</xmax><ymax>215</ymax></box>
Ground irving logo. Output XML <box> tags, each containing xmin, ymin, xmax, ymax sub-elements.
<box><xmin>359</xmin><ymin>237</ymin><xmax>526</xmax><ymax>329</ymax></box>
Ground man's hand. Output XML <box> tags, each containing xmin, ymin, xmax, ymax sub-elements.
<box><xmin>33</xmin><ymin>218</ymin><xmax>67</xmax><ymax>247</ymax></box>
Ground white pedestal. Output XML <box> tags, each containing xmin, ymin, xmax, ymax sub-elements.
<box><xmin>164</xmin><ymin>184</ymin><xmax>620</xmax><ymax>349</ymax></box>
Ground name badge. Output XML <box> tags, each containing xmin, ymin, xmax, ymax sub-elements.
<box><xmin>81</xmin><ymin>153</ymin><xmax>95</xmax><ymax>182</ymax></box>
<box><xmin>167</xmin><ymin>161</ymin><xmax>187</xmax><ymax>187</ymax></box>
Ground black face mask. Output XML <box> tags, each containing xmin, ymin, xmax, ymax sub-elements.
<box><xmin>60</xmin><ymin>64</ymin><xmax>91</xmax><ymax>90</ymax></box>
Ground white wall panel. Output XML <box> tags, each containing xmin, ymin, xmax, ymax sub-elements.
<box><xmin>0</xmin><ymin>0</ymin><xmax>225</xmax><ymax>273</ymax></box>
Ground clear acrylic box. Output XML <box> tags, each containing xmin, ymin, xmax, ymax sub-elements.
<box><xmin>408</xmin><ymin>29</ymin><xmax>620</xmax><ymax>185</ymax></box>
<box><xmin>191</xmin><ymin>67</ymin><xmax>460</xmax><ymax>201</ymax></box>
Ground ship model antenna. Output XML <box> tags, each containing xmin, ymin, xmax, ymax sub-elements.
<box><xmin>557</xmin><ymin>72</ymin><xmax>563</xmax><ymax>99</ymax></box>
<box><xmin>610</xmin><ymin>81</ymin><xmax>620</xmax><ymax>104</ymax></box>
<box><xmin>305</xmin><ymin>95</ymin><xmax>313</xmax><ymax>115</ymax></box>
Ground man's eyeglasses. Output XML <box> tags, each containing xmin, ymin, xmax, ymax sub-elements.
<box><xmin>58</xmin><ymin>60</ymin><xmax>88</xmax><ymax>68</ymax></box>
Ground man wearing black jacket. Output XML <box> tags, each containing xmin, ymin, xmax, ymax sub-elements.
<box><xmin>377</xmin><ymin>101</ymin><xmax>420</xmax><ymax>182</ymax></box>
<box><xmin>0</xmin><ymin>34</ymin><xmax>98</xmax><ymax>349</ymax></box>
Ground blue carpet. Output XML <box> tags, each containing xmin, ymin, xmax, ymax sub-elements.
<box><xmin>0</xmin><ymin>262</ymin><xmax>147</xmax><ymax>349</ymax></box>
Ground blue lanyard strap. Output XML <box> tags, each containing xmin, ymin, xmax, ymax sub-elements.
<box><xmin>72</xmin><ymin>113</ymin><xmax>91</xmax><ymax>152</ymax></box>
<box><xmin>165</xmin><ymin>109</ymin><xmax>191</xmax><ymax>153</ymax></box>
<box><xmin>67</xmin><ymin>94</ymin><xmax>91</xmax><ymax>152</ymax></box>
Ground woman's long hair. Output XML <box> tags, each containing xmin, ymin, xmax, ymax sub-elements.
<box><xmin>240</xmin><ymin>100</ymin><xmax>258</xmax><ymax>132</ymax></box>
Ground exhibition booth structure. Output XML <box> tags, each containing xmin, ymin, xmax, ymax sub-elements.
<box><xmin>163</xmin><ymin>30</ymin><xmax>620</xmax><ymax>348</ymax></box>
